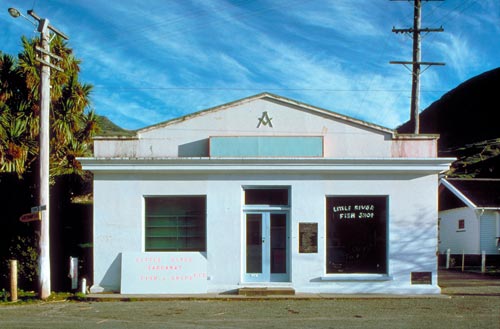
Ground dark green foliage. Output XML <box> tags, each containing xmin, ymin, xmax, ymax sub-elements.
<box><xmin>448</xmin><ymin>139</ymin><xmax>500</xmax><ymax>178</ymax></box>
<box><xmin>2</xmin><ymin>235</ymin><xmax>39</xmax><ymax>286</ymax></box>
<box><xmin>0</xmin><ymin>36</ymin><xmax>100</xmax><ymax>177</ymax></box>
<box><xmin>0</xmin><ymin>174</ymin><xmax>38</xmax><ymax>291</ymax></box>
<box><xmin>0</xmin><ymin>289</ymin><xmax>9</xmax><ymax>302</ymax></box>
<box><xmin>0</xmin><ymin>36</ymin><xmax>98</xmax><ymax>292</ymax></box>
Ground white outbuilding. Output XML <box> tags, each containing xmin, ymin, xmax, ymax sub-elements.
<box><xmin>80</xmin><ymin>93</ymin><xmax>453</xmax><ymax>295</ymax></box>
<box><xmin>438</xmin><ymin>178</ymin><xmax>500</xmax><ymax>261</ymax></box>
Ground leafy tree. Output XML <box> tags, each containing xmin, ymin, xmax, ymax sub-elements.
<box><xmin>0</xmin><ymin>36</ymin><xmax>99</xmax><ymax>176</ymax></box>
<box><xmin>0</xmin><ymin>36</ymin><xmax>98</xmax><ymax>291</ymax></box>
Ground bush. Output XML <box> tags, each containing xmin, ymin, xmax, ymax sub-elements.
<box><xmin>1</xmin><ymin>235</ymin><xmax>39</xmax><ymax>290</ymax></box>
<box><xmin>0</xmin><ymin>289</ymin><xmax>10</xmax><ymax>302</ymax></box>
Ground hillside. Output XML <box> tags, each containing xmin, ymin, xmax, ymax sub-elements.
<box><xmin>397</xmin><ymin>67</ymin><xmax>500</xmax><ymax>178</ymax></box>
<box><xmin>96</xmin><ymin>115</ymin><xmax>135</xmax><ymax>137</ymax></box>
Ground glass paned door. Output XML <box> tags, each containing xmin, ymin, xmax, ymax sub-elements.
<box><xmin>246</xmin><ymin>214</ymin><xmax>263</xmax><ymax>274</ymax></box>
<box><xmin>245</xmin><ymin>212</ymin><xmax>289</xmax><ymax>282</ymax></box>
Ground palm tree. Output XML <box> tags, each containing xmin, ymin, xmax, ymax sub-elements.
<box><xmin>0</xmin><ymin>37</ymin><xmax>99</xmax><ymax>293</ymax></box>
<box><xmin>0</xmin><ymin>36</ymin><xmax>99</xmax><ymax>177</ymax></box>
<box><xmin>0</xmin><ymin>52</ymin><xmax>35</xmax><ymax>175</ymax></box>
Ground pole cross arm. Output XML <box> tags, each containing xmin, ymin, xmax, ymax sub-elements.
<box><xmin>390</xmin><ymin>61</ymin><xmax>445</xmax><ymax>66</ymax></box>
<box><xmin>392</xmin><ymin>27</ymin><xmax>444</xmax><ymax>34</ymax></box>
<box><xmin>35</xmin><ymin>46</ymin><xmax>63</xmax><ymax>61</ymax></box>
<box><xmin>27</xmin><ymin>10</ymin><xmax>69</xmax><ymax>40</ymax></box>
<box><xmin>390</xmin><ymin>61</ymin><xmax>445</xmax><ymax>75</ymax></box>
<box><xmin>35</xmin><ymin>56</ymin><xmax>64</xmax><ymax>72</ymax></box>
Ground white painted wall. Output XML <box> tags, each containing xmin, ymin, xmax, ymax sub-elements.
<box><xmin>86</xmin><ymin>94</ymin><xmax>445</xmax><ymax>295</ymax></box>
<box><xmin>94</xmin><ymin>97</ymin><xmax>437</xmax><ymax>159</ymax></box>
<box><xmin>90</xmin><ymin>171</ymin><xmax>441</xmax><ymax>294</ymax></box>
<box><xmin>438</xmin><ymin>207</ymin><xmax>479</xmax><ymax>254</ymax></box>
<box><xmin>480</xmin><ymin>211</ymin><xmax>500</xmax><ymax>254</ymax></box>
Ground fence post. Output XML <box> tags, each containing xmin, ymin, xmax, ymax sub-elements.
<box><xmin>446</xmin><ymin>249</ymin><xmax>451</xmax><ymax>269</ymax></box>
<box><xmin>461</xmin><ymin>250</ymin><xmax>465</xmax><ymax>272</ymax></box>
<box><xmin>481</xmin><ymin>251</ymin><xmax>486</xmax><ymax>273</ymax></box>
<box><xmin>10</xmin><ymin>260</ymin><xmax>17</xmax><ymax>302</ymax></box>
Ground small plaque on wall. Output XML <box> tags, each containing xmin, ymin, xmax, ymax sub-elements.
<box><xmin>299</xmin><ymin>223</ymin><xmax>318</xmax><ymax>253</ymax></box>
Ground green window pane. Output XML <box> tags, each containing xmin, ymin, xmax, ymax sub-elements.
<box><xmin>145</xmin><ymin>196</ymin><xmax>206</xmax><ymax>252</ymax></box>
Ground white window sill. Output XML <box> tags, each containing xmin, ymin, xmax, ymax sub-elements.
<box><xmin>321</xmin><ymin>274</ymin><xmax>393</xmax><ymax>282</ymax></box>
<box><xmin>456</xmin><ymin>229</ymin><xmax>466</xmax><ymax>232</ymax></box>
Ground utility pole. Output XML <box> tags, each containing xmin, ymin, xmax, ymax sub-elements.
<box><xmin>8</xmin><ymin>8</ymin><xmax>68</xmax><ymax>300</ymax></box>
<box><xmin>390</xmin><ymin>0</ymin><xmax>445</xmax><ymax>134</ymax></box>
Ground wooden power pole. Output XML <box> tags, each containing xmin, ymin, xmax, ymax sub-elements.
<box><xmin>390</xmin><ymin>0</ymin><xmax>445</xmax><ymax>134</ymax></box>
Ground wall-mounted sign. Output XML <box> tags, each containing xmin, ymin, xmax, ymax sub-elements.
<box><xmin>299</xmin><ymin>223</ymin><xmax>318</xmax><ymax>253</ymax></box>
<box><xmin>331</xmin><ymin>203</ymin><xmax>377</xmax><ymax>220</ymax></box>
<box><xmin>257</xmin><ymin>111</ymin><xmax>273</xmax><ymax>128</ymax></box>
<box><xmin>121</xmin><ymin>252</ymin><xmax>207</xmax><ymax>294</ymax></box>
<box><xmin>411</xmin><ymin>271</ymin><xmax>432</xmax><ymax>285</ymax></box>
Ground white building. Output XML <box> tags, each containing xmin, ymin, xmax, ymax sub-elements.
<box><xmin>80</xmin><ymin>93</ymin><xmax>453</xmax><ymax>295</ymax></box>
<box><xmin>439</xmin><ymin>178</ymin><xmax>500</xmax><ymax>258</ymax></box>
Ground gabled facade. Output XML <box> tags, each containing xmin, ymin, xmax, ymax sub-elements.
<box><xmin>439</xmin><ymin>178</ymin><xmax>500</xmax><ymax>256</ymax></box>
<box><xmin>80</xmin><ymin>93</ymin><xmax>453</xmax><ymax>295</ymax></box>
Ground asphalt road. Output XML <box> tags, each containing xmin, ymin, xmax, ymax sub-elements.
<box><xmin>0</xmin><ymin>270</ymin><xmax>499</xmax><ymax>329</ymax></box>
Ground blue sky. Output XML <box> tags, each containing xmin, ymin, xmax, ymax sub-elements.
<box><xmin>2</xmin><ymin>0</ymin><xmax>499</xmax><ymax>130</ymax></box>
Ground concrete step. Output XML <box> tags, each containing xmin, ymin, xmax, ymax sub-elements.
<box><xmin>238</xmin><ymin>287</ymin><xmax>296</xmax><ymax>296</ymax></box>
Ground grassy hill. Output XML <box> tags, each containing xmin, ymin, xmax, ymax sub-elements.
<box><xmin>96</xmin><ymin>115</ymin><xmax>135</xmax><ymax>137</ymax></box>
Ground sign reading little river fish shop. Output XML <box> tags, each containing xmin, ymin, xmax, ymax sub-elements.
<box><xmin>121</xmin><ymin>252</ymin><xmax>207</xmax><ymax>294</ymax></box>
<box><xmin>332</xmin><ymin>203</ymin><xmax>377</xmax><ymax>219</ymax></box>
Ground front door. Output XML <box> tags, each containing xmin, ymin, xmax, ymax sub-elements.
<box><xmin>245</xmin><ymin>212</ymin><xmax>289</xmax><ymax>282</ymax></box>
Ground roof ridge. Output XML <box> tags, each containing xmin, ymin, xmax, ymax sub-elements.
<box><xmin>135</xmin><ymin>92</ymin><xmax>397</xmax><ymax>136</ymax></box>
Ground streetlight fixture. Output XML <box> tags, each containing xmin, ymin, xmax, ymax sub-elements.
<box><xmin>8</xmin><ymin>7</ymin><xmax>68</xmax><ymax>300</ymax></box>
<box><xmin>8</xmin><ymin>7</ymin><xmax>21</xmax><ymax>17</ymax></box>
<box><xmin>8</xmin><ymin>7</ymin><xmax>37</xmax><ymax>28</ymax></box>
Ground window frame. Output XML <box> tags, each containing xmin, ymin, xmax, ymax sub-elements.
<box><xmin>325</xmin><ymin>195</ymin><xmax>388</xmax><ymax>275</ymax></box>
<box><xmin>144</xmin><ymin>195</ymin><xmax>207</xmax><ymax>252</ymax></box>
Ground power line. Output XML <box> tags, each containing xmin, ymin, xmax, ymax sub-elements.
<box><xmin>90</xmin><ymin>86</ymin><xmax>451</xmax><ymax>93</ymax></box>
<box><xmin>428</xmin><ymin>0</ymin><xmax>478</xmax><ymax>27</ymax></box>
<box><xmin>92</xmin><ymin>0</ymin><xmax>306</xmax><ymax>52</ymax></box>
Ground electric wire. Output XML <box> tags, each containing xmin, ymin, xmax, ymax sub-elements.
<box><xmin>93</xmin><ymin>0</ymin><xmax>306</xmax><ymax>52</ymax></box>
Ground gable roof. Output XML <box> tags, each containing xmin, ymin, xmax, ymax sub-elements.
<box><xmin>136</xmin><ymin>92</ymin><xmax>396</xmax><ymax>136</ymax></box>
<box><xmin>440</xmin><ymin>178</ymin><xmax>500</xmax><ymax>210</ymax></box>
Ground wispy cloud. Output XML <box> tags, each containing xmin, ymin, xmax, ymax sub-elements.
<box><xmin>434</xmin><ymin>34</ymin><xmax>475</xmax><ymax>82</ymax></box>
<box><xmin>5</xmin><ymin>0</ymin><xmax>496</xmax><ymax>130</ymax></box>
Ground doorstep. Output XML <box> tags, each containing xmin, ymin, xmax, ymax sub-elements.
<box><xmin>237</xmin><ymin>287</ymin><xmax>296</xmax><ymax>296</ymax></box>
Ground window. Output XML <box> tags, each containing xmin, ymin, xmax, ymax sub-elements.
<box><xmin>245</xmin><ymin>188</ymin><xmax>289</xmax><ymax>205</ymax></box>
<box><xmin>458</xmin><ymin>219</ymin><xmax>465</xmax><ymax>231</ymax></box>
<box><xmin>326</xmin><ymin>196</ymin><xmax>387</xmax><ymax>274</ymax></box>
<box><xmin>145</xmin><ymin>196</ymin><xmax>206</xmax><ymax>251</ymax></box>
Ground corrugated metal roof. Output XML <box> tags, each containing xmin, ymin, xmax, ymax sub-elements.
<box><xmin>443</xmin><ymin>178</ymin><xmax>500</xmax><ymax>208</ymax></box>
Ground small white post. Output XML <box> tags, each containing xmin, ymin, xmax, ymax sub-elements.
<box><xmin>81</xmin><ymin>278</ymin><xmax>87</xmax><ymax>295</ymax></box>
<box><xmin>69</xmin><ymin>257</ymin><xmax>78</xmax><ymax>290</ymax></box>
<box><xmin>446</xmin><ymin>249</ymin><xmax>451</xmax><ymax>269</ymax></box>
<box><xmin>481</xmin><ymin>251</ymin><xmax>486</xmax><ymax>273</ymax></box>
